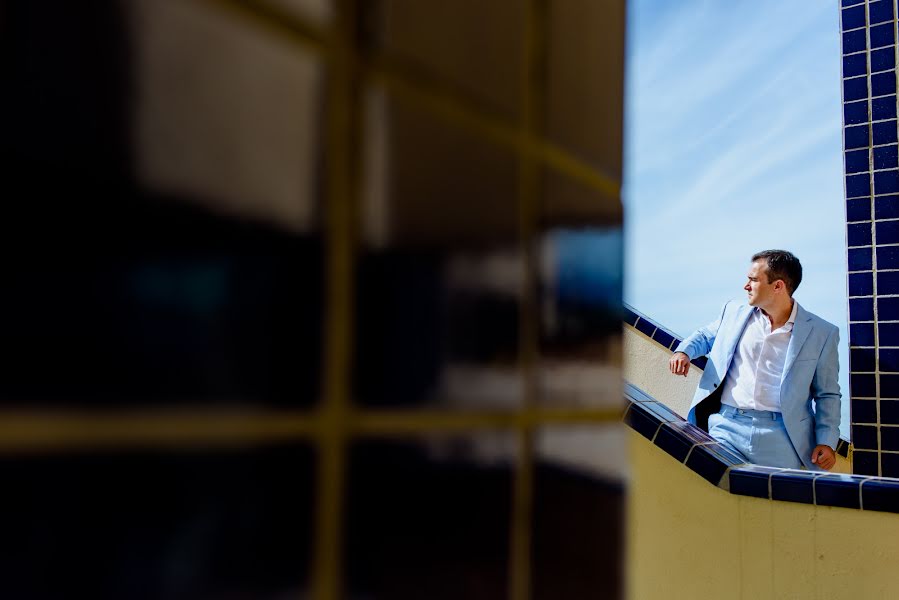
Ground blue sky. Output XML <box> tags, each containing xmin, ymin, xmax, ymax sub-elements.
<box><xmin>623</xmin><ymin>0</ymin><xmax>850</xmax><ymax>437</ymax></box>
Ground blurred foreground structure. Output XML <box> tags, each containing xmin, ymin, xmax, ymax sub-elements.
<box><xmin>1</xmin><ymin>1</ymin><xmax>625</xmax><ymax>598</ymax></box>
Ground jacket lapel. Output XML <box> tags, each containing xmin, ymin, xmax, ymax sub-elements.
<box><xmin>782</xmin><ymin>303</ymin><xmax>812</xmax><ymax>383</ymax></box>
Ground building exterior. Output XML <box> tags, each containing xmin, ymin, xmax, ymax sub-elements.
<box><xmin>840</xmin><ymin>0</ymin><xmax>899</xmax><ymax>477</ymax></box>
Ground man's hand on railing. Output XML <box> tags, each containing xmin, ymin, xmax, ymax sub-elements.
<box><xmin>811</xmin><ymin>444</ymin><xmax>836</xmax><ymax>471</ymax></box>
<box><xmin>669</xmin><ymin>351</ymin><xmax>691</xmax><ymax>377</ymax></box>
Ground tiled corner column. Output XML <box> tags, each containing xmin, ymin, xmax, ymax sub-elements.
<box><xmin>842</xmin><ymin>0</ymin><xmax>899</xmax><ymax>476</ymax></box>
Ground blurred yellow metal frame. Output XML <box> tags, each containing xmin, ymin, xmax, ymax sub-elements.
<box><xmin>6</xmin><ymin>1</ymin><xmax>625</xmax><ymax>599</ymax></box>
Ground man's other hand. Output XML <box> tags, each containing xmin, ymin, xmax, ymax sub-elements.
<box><xmin>811</xmin><ymin>445</ymin><xmax>836</xmax><ymax>470</ymax></box>
<box><xmin>669</xmin><ymin>352</ymin><xmax>691</xmax><ymax>377</ymax></box>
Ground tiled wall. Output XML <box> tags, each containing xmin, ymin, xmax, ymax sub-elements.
<box><xmin>841</xmin><ymin>0</ymin><xmax>899</xmax><ymax>476</ymax></box>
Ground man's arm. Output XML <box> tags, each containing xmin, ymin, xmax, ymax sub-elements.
<box><xmin>668</xmin><ymin>302</ymin><xmax>729</xmax><ymax>376</ymax></box>
<box><xmin>811</xmin><ymin>326</ymin><xmax>842</xmax><ymax>457</ymax></box>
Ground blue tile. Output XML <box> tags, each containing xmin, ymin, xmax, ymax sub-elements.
<box><xmin>691</xmin><ymin>356</ymin><xmax>707</xmax><ymax>370</ymax></box>
<box><xmin>869</xmin><ymin>0</ymin><xmax>894</xmax><ymax>25</ymax></box>
<box><xmin>847</xmin><ymin>198</ymin><xmax>871</xmax><ymax>222</ymax></box>
<box><xmin>875</xmin><ymin>145</ymin><xmax>898</xmax><ymax>170</ymax></box>
<box><xmin>623</xmin><ymin>382</ymin><xmax>655</xmax><ymax>404</ymax></box>
<box><xmin>684</xmin><ymin>444</ymin><xmax>731</xmax><ymax>486</ymax></box>
<box><xmin>882</xmin><ymin>452</ymin><xmax>899</xmax><ymax>477</ymax></box>
<box><xmin>883</xmin><ymin>374</ymin><xmax>899</xmax><ymax>397</ymax></box>
<box><xmin>852</xmin><ymin>373</ymin><xmax>877</xmax><ymax>397</ymax></box>
<box><xmin>843</xmin><ymin>53</ymin><xmax>868</xmax><ymax>78</ymax></box>
<box><xmin>674</xmin><ymin>422</ymin><xmax>715</xmax><ymax>445</ymax></box>
<box><xmin>653</xmin><ymin>423</ymin><xmax>697</xmax><ymax>463</ymax></box>
<box><xmin>877</xmin><ymin>219</ymin><xmax>899</xmax><ymax>243</ymax></box>
<box><xmin>876</xmin><ymin>71</ymin><xmax>896</xmax><ymax>100</ymax></box>
<box><xmin>847</xmin><ymin>173</ymin><xmax>872</xmax><ymax>197</ymax></box>
<box><xmin>848</xmin><ymin>272</ymin><xmax>874</xmax><ymax>297</ymax></box>
<box><xmin>849</xmin><ymin>247</ymin><xmax>873</xmax><ymax>271</ymax></box>
<box><xmin>843</xmin><ymin>29</ymin><xmax>867</xmax><ymax>54</ymax></box>
<box><xmin>633</xmin><ymin>316</ymin><xmax>656</xmax><ymax>338</ymax></box>
<box><xmin>623</xmin><ymin>306</ymin><xmax>639</xmax><ymax>326</ymax></box>
<box><xmin>881</xmin><ymin>425</ymin><xmax>899</xmax><ymax>450</ymax></box>
<box><xmin>652</xmin><ymin>328</ymin><xmax>675</xmax><ymax>350</ymax></box>
<box><xmin>845</xmin><ymin>124</ymin><xmax>870</xmax><ymax>149</ymax></box>
<box><xmin>844</xmin><ymin>77</ymin><xmax>868</xmax><ymax>102</ymax></box>
<box><xmin>873</xmin><ymin>95</ymin><xmax>898</xmax><ymax>121</ymax></box>
<box><xmin>641</xmin><ymin>400</ymin><xmax>681</xmax><ymax>424</ymax></box>
<box><xmin>879</xmin><ymin>372</ymin><xmax>899</xmax><ymax>400</ymax></box>
<box><xmin>881</xmin><ymin>347</ymin><xmax>899</xmax><ymax>372</ymax></box>
<box><xmin>729</xmin><ymin>467</ymin><xmax>775</xmax><ymax>499</ymax></box>
<box><xmin>853</xmin><ymin>424</ymin><xmax>878</xmax><ymax>449</ymax></box>
<box><xmin>850</xmin><ymin>297</ymin><xmax>875</xmax><ymax>321</ymax></box>
<box><xmin>852</xmin><ymin>399</ymin><xmax>878</xmax><ymax>423</ymax></box>
<box><xmin>842</xmin><ymin>4</ymin><xmax>866</xmax><ymax>30</ymax></box>
<box><xmin>848</xmin><ymin>222</ymin><xmax>872</xmax><ymax>246</ymax></box>
<box><xmin>815</xmin><ymin>475</ymin><xmax>863</xmax><ymax>509</ymax></box>
<box><xmin>851</xmin><ymin>346</ymin><xmax>876</xmax><ymax>369</ymax></box>
<box><xmin>850</xmin><ymin>322</ymin><xmax>875</xmax><ymax>345</ymax></box>
<box><xmin>878</xmin><ymin>271</ymin><xmax>899</xmax><ymax>295</ymax></box>
<box><xmin>842</xmin><ymin>0</ymin><xmax>863</xmax><ymax>5</ymax></box>
<box><xmin>877</xmin><ymin>244</ymin><xmax>899</xmax><ymax>268</ymax></box>
<box><xmin>873</xmin><ymin>120</ymin><xmax>899</xmax><ymax>145</ymax></box>
<box><xmin>882</xmin><ymin>399</ymin><xmax>899</xmax><ymax>422</ymax></box>
<box><xmin>854</xmin><ymin>451</ymin><xmax>880</xmax><ymax>475</ymax></box>
<box><xmin>879</xmin><ymin>296</ymin><xmax>899</xmax><ymax>319</ymax></box>
<box><xmin>672</xmin><ymin>337</ymin><xmax>682</xmax><ymax>349</ymax></box>
<box><xmin>771</xmin><ymin>472</ymin><xmax>815</xmax><ymax>504</ymax></box>
<box><xmin>876</xmin><ymin>169</ymin><xmax>899</xmax><ymax>194</ymax></box>
<box><xmin>872</xmin><ymin>47</ymin><xmax>897</xmax><ymax>72</ymax></box>
<box><xmin>871</xmin><ymin>22</ymin><xmax>896</xmax><ymax>48</ymax></box>
<box><xmin>862</xmin><ymin>478</ymin><xmax>899</xmax><ymax>511</ymax></box>
<box><xmin>845</xmin><ymin>100</ymin><xmax>869</xmax><ymax>126</ymax></box>
<box><xmin>846</xmin><ymin>148</ymin><xmax>869</xmax><ymax>174</ymax></box>
<box><xmin>880</xmin><ymin>321</ymin><xmax>899</xmax><ymax>344</ymax></box>
<box><xmin>876</xmin><ymin>194</ymin><xmax>899</xmax><ymax>218</ymax></box>
<box><xmin>623</xmin><ymin>402</ymin><xmax>662</xmax><ymax>441</ymax></box>
<box><xmin>702</xmin><ymin>444</ymin><xmax>743</xmax><ymax>466</ymax></box>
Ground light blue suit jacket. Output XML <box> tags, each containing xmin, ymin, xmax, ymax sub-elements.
<box><xmin>675</xmin><ymin>301</ymin><xmax>841</xmax><ymax>469</ymax></box>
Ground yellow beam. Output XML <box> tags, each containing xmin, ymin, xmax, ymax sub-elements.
<box><xmin>0</xmin><ymin>407</ymin><xmax>623</xmax><ymax>452</ymax></box>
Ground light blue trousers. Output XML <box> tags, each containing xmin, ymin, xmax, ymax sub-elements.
<box><xmin>708</xmin><ymin>405</ymin><xmax>805</xmax><ymax>469</ymax></box>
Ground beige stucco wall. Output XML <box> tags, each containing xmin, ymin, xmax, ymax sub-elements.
<box><xmin>627</xmin><ymin>430</ymin><xmax>899</xmax><ymax>600</ymax></box>
<box><xmin>623</xmin><ymin>323</ymin><xmax>851</xmax><ymax>473</ymax></box>
<box><xmin>622</xmin><ymin>325</ymin><xmax>698</xmax><ymax>419</ymax></box>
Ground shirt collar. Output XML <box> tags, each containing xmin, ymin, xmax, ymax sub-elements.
<box><xmin>787</xmin><ymin>299</ymin><xmax>799</xmax><ymax>325</ymax></box>
<box><xmin>754</xmin><ymin>300</ymin><xmax>799</xmax><ymax>332</ymax></box>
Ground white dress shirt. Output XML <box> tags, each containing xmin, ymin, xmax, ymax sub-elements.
<box><xmin>719</xmin><ymin>301</ymin><xmax>799</xmax><ymax>412</ymax></box>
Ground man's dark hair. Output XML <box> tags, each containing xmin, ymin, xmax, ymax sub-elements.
<box><xmin>752</xmin><ymin>250</ymin><xmax>802</xmax><ymax>295</ymax></box>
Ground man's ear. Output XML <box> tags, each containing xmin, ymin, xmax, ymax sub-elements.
<box><xmin>774</xmin><ymin>280</ymin><xmax>785</xmax><ymax>292</ymax></box>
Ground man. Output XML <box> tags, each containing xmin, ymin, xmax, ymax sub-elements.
<box><xmin>668</xmin><ymin>250</ymin><xmax>840</xmax><ymax>470</ymax></box>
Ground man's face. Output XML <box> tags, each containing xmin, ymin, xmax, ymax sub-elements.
<box><xmin>744</xmin><ymin>260</ymin><xmax>776</xmax><ymax>307</ymax></box>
